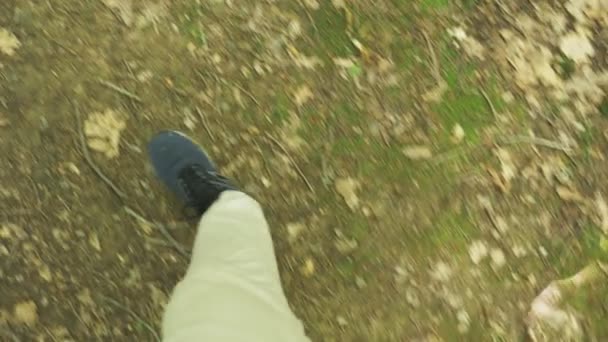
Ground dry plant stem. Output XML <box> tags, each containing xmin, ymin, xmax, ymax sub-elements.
<box><xmin>195</xmin><ymin>107</ymin><xmax>215</xmax><ymax>141</ymax></box>
<box><xmin>500</xmin><ymin>136</ymin><xmax>573</xmax><ymax>153</ymax></box>
<box><xmin>217</xmin><ymin>77</ymin><xmax>260</xmax><ymax>106</ymax></box>
<box><xmin>265</xmin><ymin>133</ymin><xmax>315</xmax><ymax>193</ymax></box>
<box><xmin>422</xmin><ymin>30</ymin><xmax>442</xmax><ymax>85</ymax></box>
<box><xmin>75</xmin><ymin>105</ymin><xmax>127</xmax><ymax>200</ymax></box>
<box><xmin>98</xmin><ymin>79</ymin><xmax>143</xmax><ymax>103</ymax></box>
<box><xmin>100</xmin><ymin>295</ymin><xmax>161</xmax><ymax>342</ymax></box>
<box><xmin>480</xmin><ymin>88</ymin><xmax>498</xmax><ymax>118</ymax></box>
<box><xmin>124</xmin><ymin>206</ymin><xmax>190</xmax><ymax>258</ymax></box>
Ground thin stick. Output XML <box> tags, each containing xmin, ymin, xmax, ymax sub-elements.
<box><xmin>265</xmin><ymin>133</ymin><xmax>314</xmax><ymax>193</ymax></box>
<box><xmin>124</xmin><ymin>206</ymin><xmax>189</xmax><ymax>258</ymax></box>
<box><xmin>100</xmin><ymin>295</ymin><xmax>161</xmax><ymax>342</ymax></box>
<box><xmin>68</xmin><ymin>301</ymin><xmax>90</xmax><ymax>329</ymax></box>
<box><xmin>422</xmin><ymin>30</ymin><xmax>442</xmax><ymax>84</ymax></box>
<box><xmin>480</xmin><ymin>88</ymin><xmax>498</xmax><ymax>118</ymax></box>
<box><xmin>98</xmin><ymin>79</ymin><xmax>142</xmax><ymax>103</ymax></box>
<box><xmin>75</xmin><ymin>106</ymin><xmax>127</xmax><ymax>200</ymax></box>
<box><xmin>500</xmin><ymin>136</ymin><xmax>573</xmax><ymax>153</ymax></box>
<box><xmin>218</xmin><ymin>78</ymin><xmax>260</xmax><ymax>106</ymax></box>
<box><xmin>195</xmin><ymin>107</ymin><xmax>215</xmax><ymax>141</ymax></box>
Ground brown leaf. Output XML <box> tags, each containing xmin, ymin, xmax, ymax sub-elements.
<box><xmin>0</xmin><ymin>28</ymin><xmax>20</xmax><ymax>56</ymax></box>
<box><xmin>13</xmin><ymin>300</ymin><xmax>38</xmax><ymax>325</ymax></box>
<box><xmin>556</xmin><ymin>186</ymin><xmax>584</xmax><ymax>203</ymax></box>
<box><xmin>487</xmin><ymin>167</ymin><xmax>510</xmax><ymax>193</ymax></box>
<box><xmin>293</xmin><ymin>85</ymin><xmax>313</xmax><ymax>107</ymax></box>
<box><xmin>335</xmin><ymin>177</ymin><xmax>360</xmax><ymax>210</ymax></box>
<box><xmin>402</xmin><ymin>145</ymin><xmax>433</xmax><ymax>160</ymax></box>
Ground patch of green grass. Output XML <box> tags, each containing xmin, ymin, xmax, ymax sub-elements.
<box><xmin>556</xmin><ymin>54</ymin><xmax>576</xmax><ymax>80</ymax></box>
<box><xmin>461</xmin><ymin>0</ymin><xmax>481</xmax><ymax>8</ymax></box>
<box><xmin>422</xmin><ymin>0</ymin><xmax>450</xmax><ymax>10</ymax></box>
<box><xmin>599</xmin><ymin>98</ymin><xmax>608</xmax><ymax>118</ymax></box>
<box><xmin>411</xmin><ymin>210</ymin><xmax>478</xmax><ymax>256</ymax></box>
<box><xmin>336</xmin><ymin>257</ymin><xmax>357</xmax><ymax>278</ymax></box>
<box><xmin>179</xmin><ymin>4</ymin><xmax>207</xmax><ymax>47</ymax></box>
<box><xmin>271</xmin><ymin>93</ymin><xmax>290</xmax><ymax>124</ymax></box>
<box><xmin>578</xmin><ymin>126</ymin><xmax>597</xmax><ymax>163</ymax></box>
<box><xmin>433</xmin><ymin>44</ymin><xmax>503</xmax><ymax>145</ymax></box>
<box><xmin>310</xmin><ymin>3</ymin><xmax>353</xmax><ymax>58</ymax></box>
<box><xmin>549</xmin><ymin>224</ymin><xmax>608</xmax><ymax>275</ymax></box>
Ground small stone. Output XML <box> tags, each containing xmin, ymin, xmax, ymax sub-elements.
<box><xmin>13</xmin><ymin>300</ymin><xmax>38</xmax><ymax>325</ymax></box>
<box><xmin>336</xmin><ymin>315</ymin><xmax>348</xmax><ymax>327</ymax></box>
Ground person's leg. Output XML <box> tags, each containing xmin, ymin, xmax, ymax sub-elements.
<box><xmin>148</xmin><ymin>132</ymin><xmax>308</xmax><ymax>342</ymax></box>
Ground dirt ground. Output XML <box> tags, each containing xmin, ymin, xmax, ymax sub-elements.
<box><xmin>1</xmin><ymin>0</ymin><xmax>607</xmax><ymax>341</ymax></box>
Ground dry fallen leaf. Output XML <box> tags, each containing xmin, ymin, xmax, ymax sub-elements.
<box><xmin>422</xmin><ymin>81</ymin><xmax>448</xmax><ymax>103</ymax></box>
<box><xmin>89</xmin><ymin>233</ymin><xmax>101</xmax><ymax>251</ymax></box>
<box><xmin>293</xmin><ymin>85</ymin><xmax>313</xmax><ymax>107</ymax></box>
<box><xmin>452</xmin><ymin>124</ymin><xmax>465</xmax><ymax>144</ymax></box>
<box><xmin>487</xmin><ymin>167</ymin><xmax>510</xmax><ymax>193</ymax></box>
<box><xmin>101</xmin><ymin>0</ymin><xmax>133</xmax><ymax>26</ymax></box>
<box><xmin>468</xmin><ymin>240</ymin><xmax>489</xmax><ymax>265</ymax></box>
<box><xmin>84</xmin><ymin>109</ymin><xmax>127</xmax><ymax>159</ymax></box>
<box><xmin>331</xmin><ymin>0</ymin><xmax>346</xmax><ymax>9</ymax></box>
<box><xmin>286</xmin><ymin>222</ymin><xmax>306</xmax><ymax>243</ymax></box>
<box><xmin>402</xmin><ymin>145</ymin><xmax>432</xmax><ymax>160</ymax></box>
<box><xmin>559</xmin><ymin>30</ymin><xmax>595</xmax><ymax>64</ymax></box>
<box><xmin>13</xmin><ymin>300</ymin><xmax>38</xmax><ymax>325</ymax></box>
<box><xmin>303</xmin><ymin>0</ymin><xmax>320</xmax><ymax>10</ymax></box>
<box><xmin>300</xmin><ymin>258</ymin><xmax>315</xmax><ymax>277</ymax></box>
<box><xmin>0</xmin><ymin>113</ymin><xmax>9</xmax><ymax>127</ymax></box>
<box><xmin>335</xmin><ymin>237</ymin><xmax>358</xmax><ymax>254</ymax></box>
<box><xmin>595</xmin><ymin>193</ymin><xmax>608</xmax><ymax>234</ymax></box>
<box><xmin>0</xmin><ymin>28</ymin><xmax>21</xmax><ymax>56</ymax></box>
<box><xmin>556</xmin><ymin>186</ymin><xmax>585</xmax><ymax>203</ymax></box>
<box><xmin>335</xmin><ymin>177</ymin><xmax>360</xmax><ymax>211</ymax></box>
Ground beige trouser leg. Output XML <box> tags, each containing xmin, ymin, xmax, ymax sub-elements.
<box><xmin>162</xmin><ymin>191</ymin><xmax>309</xmax><ymax>342</ymax></box>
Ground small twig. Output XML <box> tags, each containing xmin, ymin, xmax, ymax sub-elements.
<box><xmin>124</xmin><ymin>206</ymin><xmax>189</xmax><ymax>258</ymax></box>
<box><xmin>422</xmin><ymin>30</ymin><xmax>442</xmax><ymax>85</ymax></box>
<box><xmin>68</xmin><ymin>301</ymin><xmax>90</xmax><ymax>329</ymax></box>
<box><xmin>100</xmin><ymin>295</ymin><xmax>161</xmax><ymax>342</ymax></box>
<box><xmin>218</xmin><ymin>78</ymin><xmax>260</xmax><ymax>106</ymax></box>
<box><xmin>44</xmin><ymin>326</ymin><xmax>59</xmax><ymax>342</ymax></box>
<box><xmin>499</xmin><ymin>136</ymin><xmax>573</xmax><ymax>153</ymax></box>
<box><xmin>195</xmin><ymin>107</ymin><xmax>215</xmax><ymax>141</ymax></box>
<box><xmin>265</xmin><ymin>133</ymin><xmax>314</xmax><ymax>193</ymax></box>
<box><xmin>75</xmin><ymin>105</ymin><xmax>127</xmax><ymax>200</ymax></box>
<box><xmin>98</xmin><ymin>79</ymin><xmax>142</xmax><ymax>103</ymax></box>
<box><xmin>480</xmin><ymin>88</ymin><xmax>498</xmax><ymax>118</ymax></box>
